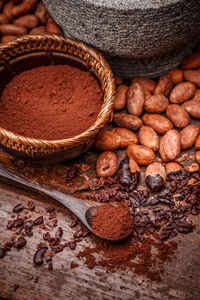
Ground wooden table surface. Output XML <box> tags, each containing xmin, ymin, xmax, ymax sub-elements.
<box><xmin>0</xmin><ymin>150</ymin><xmax>200</xmax><ymax>300</ymax></box>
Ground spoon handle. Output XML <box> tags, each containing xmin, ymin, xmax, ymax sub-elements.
<box><xmin>0</xmin><ymin>163</ymin><xmax>97</xmax><ymax>229</ymax></box>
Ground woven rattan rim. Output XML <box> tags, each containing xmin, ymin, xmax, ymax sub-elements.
<box><xmin>0</xmin><ymin>34</ymin><xmax>115</xmax><ymax>156</ymax></box>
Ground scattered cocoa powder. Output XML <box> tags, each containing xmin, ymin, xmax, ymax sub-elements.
<box><xmin>91</xmin><ymin>203</ymin><xmax>133</xmax><ymax>240</ymax></box>
<box><xmin>77</xmin><ymin>236</ymin><xmax>177</xmax><ymax>281</ymax></box>
<box><xmin>0</xmin><ymin>64</ymin><xmax>103</xmax><ymax>140</ymax></box>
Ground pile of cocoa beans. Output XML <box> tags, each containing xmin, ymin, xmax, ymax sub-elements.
<box><xmin>95</xmin><ymin>48</ymin><xmax>200</xmax><ymax>191</ymax></box>
<box><xmin>0</xmin><ymin>0</ymin><xmax>63</xmax><ymax>44</ymax></box>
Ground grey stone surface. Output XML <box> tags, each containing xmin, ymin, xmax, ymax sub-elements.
<box><xmin>43</xmin><ymin>0</ymin><xmax>200</xmax><ymax>78</ymax></box>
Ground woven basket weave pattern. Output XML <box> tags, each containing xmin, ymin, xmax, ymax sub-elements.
<box><xmin>0</xmin><ymin>34</ymin><xmax>115</xmax><ymax>159</ymax></box>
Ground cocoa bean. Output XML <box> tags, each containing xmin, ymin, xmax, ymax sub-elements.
<box><xmin>166</xmin><ymin>162</ymin><xmax>183</xmax><ymax>176</ymax></box>
<box><xmin>11</xmin><ymin>0</ymin><xmax>37</xmax><ymax>18</ymax></box>
<box><xmin>113</xmin><ymin>85</ymin><xmax>128</xmax><ymax>111</ymax></box>
<box><xmin>0</xmin><ymin>24</ymin><xmax>27</xmax><ymax>35</ymax></box>
<box><xmin>182</xmin><ymin>99</ymin><xmax>200</xmax><ymax>119</ymax></box>
<box><xmin>181</xmin><ymin>51</ymin><xmax>200</xmax><ymax>69</ymax></box>
<box><xmin>3</xmin><ymin>2</ymin><xmax>14</xmax><ymax>20</ymax></box>
<box><xmin>144</xmin><ymin>89</ymin><xmax>152</xmax><ymax>100</ymax></box>
<box><xmin>96</xmin><ymin>151</ymin><xmax>118</xmax><ymax>178</ymax></box>
<box><xmin>1</xmin><ymin>35</ymin><xmax>17</xmax><ymax>43</ymax></box>
<box><xmin>167</xmin><ymin>69</ymin><xmax>184</xmax><ymax>85</ymax></box>
<box><xmin>29</xmin><ymin>26</ymin><xmax>45</xmax><ymax>35</ymax></box>
<box><xmin>144</xmin><ymin>94</ymin><xmax>169</xmax><ymax>113</ymax></box>
<box><xmin>114</xmin><ymin>75</ymin><xmax>123</xmax><ymax>86</ymax></box>
<box><xmin>129</xmin><ymin>157</ymin><xmax>140</xmax><ymax>174</ymax></box>
<box><xmin>131</xmin><ymin>77</ymin><xmax>156</xmax><ymax>93</ymax></box>
<box><xmin>159</xmin><ymin>130</ymin><xmax>181</xmax><ymax>162</ymax></box>
<box><xmin>127</xmin><ymin>83</ymin><xmax>144</xmax><ymax>116</ymax></box>
<box><xmin>118</xmin><ymin>158</ymin><xmax>132</xmax><ymax>186</ymax></box>
<box><xmin>166</xmin><ymin>104</ymin><xmax>190</xmax><ymax>128</ymax></box>
<box><xmin>195</xmin><ymin>135</ymin><xmax>200</xmax><ymax>149</ymax></box>
<box><xmin>142</xmin><ymin>114</ymin><xmax>173</xmax><ymax>135</ymax></box>
<box><xmin>13</xmin><ymin>14</ymin><xmax>39</xmax><ymax>29</ymax></box>
<box><xmin>95</xmin><ymin>130</ymin><xmax>120</xmax><ymax>151</ymax></box>
<box><xmin>145</xmin><ymin>162</ymin><xmax>166</xmax><ymax>191</ymax></box>
<box><xmin>127</xmin><ymin>144</ymin><xmax>155</xmax><ymax>165</ymax></box>
<box><xmin>184</xmin><ymin>70</ymin><xmax>200</xmax><ymax>87</ymax></box>
<box><xmin>195</xmin><ymin>151</ymin><xmax>200</xmax><ymax>163</ymax></box>
<box><xmin>111</xmin><ymin>127</ymin><xmax>138</xmax><ymax>148</ymax></box>
<box><xmin>0</xmin><ymin>14</ymin><xmax>9</xmax><ymax>24</ymax></box>
<box><xmin>138</xmin><ymin>126</ymin><xmax>159</xmax><ymax>151</ymax></box>
<box><xmin>46</xmin><ymin>21</ymin><xmax>62</xmax><ymax>35</ymax></box>
<box><xmin>35</xmin><ymin>2</ymin><xmax>47</xmax><ymax>25</ymax></box>
<box><xmin>33</xmin><ymin>248</ymin><xmax>47</xmax><ymax>265</ymax></box>
<box><xmin>180</xmin><ymin>124</ymin><xmax>199</xmax><ymax>149</ymax></box>
<box><xmin>169</xmin><ymin>81</ymin><xmax>196</xmax><ymax>104</ymax></box>
<box><xmin>113</xmin><ymin>113</ymin><xmax>143</xmax><ymax>132</ymax></box>
<box><xmin>154</xmin><ymin>73</ymin><xmax>173</xmax><ymax>96</ymax></box>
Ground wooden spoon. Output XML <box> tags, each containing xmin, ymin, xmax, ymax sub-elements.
<box><xmin>0</xmin><ymin>163</ymin><xmax>131</xmax><ymax>242</ymax></box>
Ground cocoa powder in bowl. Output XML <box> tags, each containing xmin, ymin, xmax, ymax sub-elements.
<box><xmin>0</xmin><ymin>64</ymin><xmax>103</xmax><ymax>140</ymax></box>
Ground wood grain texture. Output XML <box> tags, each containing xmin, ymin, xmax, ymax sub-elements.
<box><xmin>0</xmin><ymin>175</ymin><xmax>200</xmax><ymax>299</ymax></box>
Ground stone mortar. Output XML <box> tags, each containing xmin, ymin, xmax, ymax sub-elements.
<box><xmin>43</xmin><ymin>0</ymin><xmax>200</xmax><ymax>78</ymax></box>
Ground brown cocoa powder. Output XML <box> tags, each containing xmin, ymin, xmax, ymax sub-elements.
<box><xmin>0</xmin><ymin>64</ymin><xmax>103</xmax><ymax>140</ymax></box>
<box><xmin>92</xmin><ymin>203</ymin><xmax>134</xmax><ymax>240</ymax></box>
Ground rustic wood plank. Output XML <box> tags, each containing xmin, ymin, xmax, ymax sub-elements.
<box><xmin>0</xmin><ymin>181</ymin><xmax>200</xmax><ymax>300</ymax></box>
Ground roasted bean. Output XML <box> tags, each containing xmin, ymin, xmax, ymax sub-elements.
<box><xmin>95</xmin><ymin>130</ymin><xmax>120</xmax><ymax>151</ymax></box>
<box><xmin>13</xmin><ymin>14</ymin><xmax>39</xmax><ymax>28</ymax></box>
<box><xmin>34</xmin><ymin>2</ymin><xmax>47</xmax><ymax>25</ymax></box>
<box><xmin>29</xmin><ymin>25</ymin><xmax>46</xmax><ymax>34</ymax></box>
<box><xmin>33</xmin><ymin>248</ymin><xmax>47</xmax><ymax>265</ymax></box>
<box><xmin>182</xmin><ymin>99</ymin><xmax>200</xmax><ymax>119</ymax></box>
<box><xmin>46</xmin><ymin>21</ymin><xmax>62</xmax><ymax>35</ymax></box>
<box><xmin>131</xmin><ymin>77</ymin><xmax>156</xmax><ymax>93</ymax></box>
<box><xmin>127</xmin><ymin>83</ymin><xmax>144</xmax><ymax>116</ymax></box>
<box><xmin>113</xmin><ymin>113</ymin><xmax>143</xmax><ymax>132</ymax></box>
<box><xmin>0</xmin><ymin>14</ymin><xmax>9</xmax><ymax>24</ymax></box>
<box><xmin>159</xmin><ymin>130</ymin><xmax>181</xmax><ymax>162</ymax></box>
<box><xmin>166</xmin><ymin>104</ymin><xmax>190</xmax><ymax>128</ymax></box>
<box><xmin>184</xmin><ymin>70</ymin><xmax>200</xmax><ymax>87</ymax></box>
<box><xmin>138</xmin><ymin>126</ymin><xmax>159</xmax><ymax>151</ymax></box>
<box><xmin>181</xmin><ymin>51</ymin><xmax>200</xmax><ymax>69</ymax></box>
<box><xmin>180</xmin><ymin>124</ymin><xmax>199</xmax><ymax>149</ymax></box>
<box><xmin>167</xmin><ymin>69</ymin><xmax>184</xmax><ymax>85</ymax></box>
<box><xmin>13</xmin><ymin>237</ymin><xmax>26</xmax><ymax>249</ymax></box>
<box><xmin>13</xmin><ymin>203</ymin><xmax>24</xmax><ymax>213</ymax></box>
<box><xmin>111</xmin><ymin>127</ymin><xmax>138</xmax><ymax>148</ymax></box>
<box><xmin>142</xmin><ymin>114</ymin><xmax>173</xmax><ymax>135</ymax></box>
<box><xmin>169</xmin><ymin>82</ymin><xmax>196</xmax><ymax>104</ymax></box>
<box><xmin>127</xmin><ymin>144</ymin><xmax>155</xmax><ymax>165</ymax></box>
<box><xmin>144</xmin><ymin>94</ymin><xmax>169</xmax><ymax>113</ymax></box>
<box><xmin>166</xmin><ymin>162</ymin><xmax>183</xmax><ymax>176</ymax></box>
<box><xmin>195</xmin><ymin>151</ymin><xmax>200</xmax><ymax>163</ymax></box>
<box><xmin>145</xmin><ymin>162</ymin><xmax>166</xmax><ymax>191</ymax></box>
<box><xmin>113</xmin><ymin>85</ymin><xmax>128</xmax><ymax>111</ymax></box>
<box><xmin>195</xmin><ymin>135</ymin><xmax>200</xmax><ymax>149</ymax></box>
<box><xmin>11</xmin><ymin>0</ymin><xmax>37</xmax><ymax>18</ymax></box>
<box><xmin>96</xmin><ymin>151</ymin><xmax>118</xmax><ymax>178</ymax></box>
<box><xmin>154</xmin><ymin>73</ymin><xmax>173</xmax><ymax>96</ymax></box>
<box><xmin>114</xmin><ymin>75</ymin><xmax>123</xmax><ymax>86</ymax></box>
<box><xmin>55</xmin><ymin>227</ymin><xmax>63</xmax><ymax>239</ymax></box>
<box><xmin>0</xmin><ymin>24</ymin><xmax>27</xmax><ymax>35</ymax></box>
<box><xmin>118</xmin><ymin>158</ymin><xmax>132</xmax><ymax>186</ymax></box>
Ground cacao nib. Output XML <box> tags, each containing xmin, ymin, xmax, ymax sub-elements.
<box><xmin>13</xmin><ymin>204</ymin><xmax>24</xmax><ymax>213</ymax></box>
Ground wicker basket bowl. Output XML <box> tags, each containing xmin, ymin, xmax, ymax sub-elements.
<box><xmin>0</xmin><ymin>34</ymin><xmax>115</xmax><ymax>163</ymax></box>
